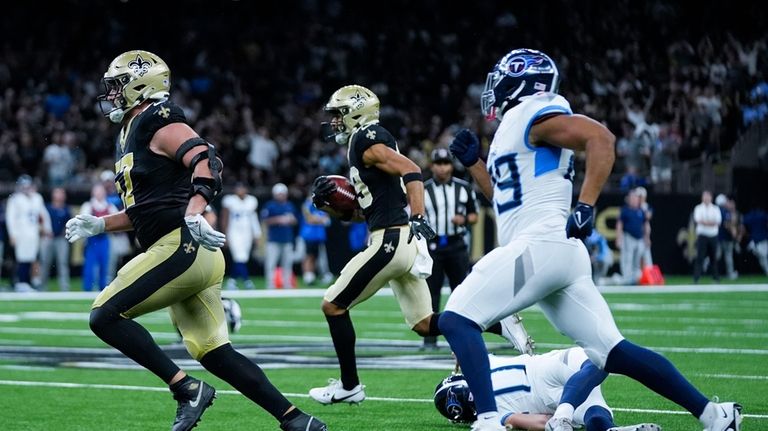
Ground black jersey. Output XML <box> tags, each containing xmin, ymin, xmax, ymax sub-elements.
<box><xmin>114</xmin><ymin>100</ymin><xmax>191</xmax><ymax>249</ymax></box>
<box><xmin>347</xmin><ymin>123</ymin><xmax>409</xmax><ymax>230</ymax></box>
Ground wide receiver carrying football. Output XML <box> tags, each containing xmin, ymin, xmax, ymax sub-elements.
<box><xmin>311</xmin><ymin>175</ymin><xmax>361</xmax><ymax>220</ymax></box>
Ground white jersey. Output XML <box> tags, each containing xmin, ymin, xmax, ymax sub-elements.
<box><xmin>491</xmin><ymin>347</ymin><xmax>610</xmax><ymax>426</ymax></box>
<box><xmin>222</xmin><ymin>194</ymin><xmax>261</xmax><ymax>239</ymax></box>
<box><xmin>5</xmin><ymin>192</ymin><xmax>51</xmax><ymax>239</ymax></box>
<box><xmin>5</xmin><ymin>191</ymin><xmax>51</xmax><ymax>262</ymax></box>
<box><xmin>488</xmin><ymin>93</ymin><xmax>574</xmax><ymax>245</ymax></box>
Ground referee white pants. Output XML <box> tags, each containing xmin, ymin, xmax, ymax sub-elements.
<box><xmin>445</xmin><ymin>236</ymin><xmax>624</xmax><ymax>368</ymax></box>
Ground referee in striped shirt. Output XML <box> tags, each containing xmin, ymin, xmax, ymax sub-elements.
<box><xmin>422</xmin><ymin>148</ymin><xmax>478</xmax><ymax>349</ymax></box>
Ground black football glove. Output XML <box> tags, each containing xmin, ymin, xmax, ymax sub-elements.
<box><xmin>311</xmin><ymin>176</ymin><xmax>336</xmax><ymax>208</ymax></box>
<box><xmin>565</xmin><ymin>202</ymin><xmax>594</xmax><ymax>240</ymax></box>
<box><xmin>449</xmin><ymin>128</ymin><xmax>481</xmax><ymax>167</ymax></box>
<box><xmin>408</xmin><ymin>214</ymin><xmax>436</xmax><ymax>243</ymax></box>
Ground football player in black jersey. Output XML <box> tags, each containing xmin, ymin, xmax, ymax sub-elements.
<box><xmin>309</xmin><ymin>85</ymin><xmax>532</xmax><ymax>405</ymax></box>
<box><xmin>65</xmin><ymin>50</ymin><xmax>326</xmax><ymax>431</ymax></box>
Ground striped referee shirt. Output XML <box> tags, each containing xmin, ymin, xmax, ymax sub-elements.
<box><xmin>424</xmin><ymin>177</ymin><xmax>478</xmax><ymax>237</ymax></box>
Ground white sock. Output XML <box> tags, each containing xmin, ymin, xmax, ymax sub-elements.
<box><xmin>698</xmin><ymin>402</ymin><xmax>717</xmax><ymax>426</ymax></box>
<box><xmin>552</xmin><ymin>403</ymin><xmax>575</xmax><ymax>420</ymax></box>
<box><xmin>476</xmin><ymin>411</ymin><xmax>499</xmax><ymax>423</ymax></box>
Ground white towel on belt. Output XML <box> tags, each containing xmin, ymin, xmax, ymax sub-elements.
<box><xmin>409</xmin><ymin>237</ymin><xmax>433</xmax><ymax>279</ymax></box>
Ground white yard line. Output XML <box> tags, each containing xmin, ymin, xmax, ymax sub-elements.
<box><xmin>1</xmin><ymin>283</ymin><xmax>767</xmax><ymax>301</ymax></box>
<box><xmin>0</xmin><ymin>379</ymin><xmax>765</xmax><ymax>419</ymax></box>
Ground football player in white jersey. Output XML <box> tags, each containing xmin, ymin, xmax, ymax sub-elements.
<box><xmin>441</xmin><ymin>48</ymin><xmax>741</xmax><ymax>431</ymax></box>
<box><xmin>220</xmin><ymin>182</ymin><xmax>262</xmax><ymax>290</ymax></box>
<box><xmin>434</xmin><ymin>347</ymin><xmax>660</xmax><ymax>431</ymax></box>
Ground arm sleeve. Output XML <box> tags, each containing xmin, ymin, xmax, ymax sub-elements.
<box><xmin>466</xmin><ymin>186</ymin><xmax>478</xmax><ymax>214</ymax></box>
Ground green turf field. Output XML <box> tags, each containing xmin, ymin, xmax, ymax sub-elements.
<box><xmin>0</xmin><ymin>286</ymin><xmax>766</xmax><ymax>430</ymax></box>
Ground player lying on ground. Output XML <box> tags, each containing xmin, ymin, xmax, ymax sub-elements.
<box><xmin>434</xmin><ymin>347</ymin><xmax>660</xmax><ymax>431</ymax></box>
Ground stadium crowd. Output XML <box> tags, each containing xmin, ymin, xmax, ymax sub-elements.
<box><xmin>1</xmin><ymin>1</ymin><xmax>768</xmax><ymax>290</ymax></box>
<box><xmin>0</xmin><ymin>0</ymin><xmax>766</xmax><ymax>195</ymax></box>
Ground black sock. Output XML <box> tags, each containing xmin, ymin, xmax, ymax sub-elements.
<box><xmin>281</xmin><ymin>408</ymin><xmax>302</xmax><ymax>423</ymax></box>
<box><xmin>200</xmin><ymin>344</ymin><xmax>292</xmax><ymax>420</ymax></box>
<box><xmin>326</xmin><ymin>311</ymin><xmax>359</xmax><ymax>390</ymax></box>
<box><xmin>427</xmin><ymin>312</ymin><xmax>442</xmax><ymax>336</ymax></box>
<box><xmin>89</xmin><ymin>306</ymin><xmax>180</xmax><ymax>383</ymax></box>
<box><xmin>169</xmin><ymin>375</ymin><xmax>195</xmax><ymax>393</ymax></box>
<box><xmin>486</xmin><ymin>322</ymin><xmax>502</xmax><ymax>335</ymax></box>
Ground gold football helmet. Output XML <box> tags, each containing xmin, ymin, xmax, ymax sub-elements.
<box><xmin>323</xmin><ymin>85</ymin><xmax>380</xmax><ymax>144</ymax></box>
<box><xmin>98</xmin><ymin>50</ymin><xmax>170</xmax><ymax>123</ymax></box>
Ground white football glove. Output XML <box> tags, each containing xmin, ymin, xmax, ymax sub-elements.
<box><xmin>65</xmin><ymin>214</ymin><xmax>105</xmax><ymax>243</ymax></box>
<box><xmin>184</xmin><ymin>214</ymin><xmax>226</xmax><ymax>251</ymax></box>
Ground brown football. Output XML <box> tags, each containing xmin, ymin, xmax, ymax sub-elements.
<box><xmin>320</xmin><ymin>175</ymin><xmax>360</xmax><ymax>217</ymax></box>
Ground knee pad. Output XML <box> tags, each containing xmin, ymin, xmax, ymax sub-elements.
<box><xmin>89</xmin><ymin>306</ymin><xmax>121</xmax><ymax>336</ymax></box>
<box><xmin>179</xmin><ymin>329</ymin><xmax>229</xmax><ymax>361</ymax></box>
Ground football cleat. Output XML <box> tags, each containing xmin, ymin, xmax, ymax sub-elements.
<box><xmin>280</xmin><ymin>412</ymin><xmax>328</xmax><ymax>431</ymax></box>
<box><xmin>608</xmin><ymin>424</ymin><xmax>662</xmax><ymax>431</ymax></box>
<box><xmin>470</xmin><ymin>420</ymin><xmax>506</xmax><ymax>431</ymax></box>
<box><xmin>701</xmin><ymin>401</ymin><xmax>742</xmax><ymax>431</ymax></box>
<box><xmin>545</xmin><ymin>416</ymin><xmax>574</xmax><ymax>431</ymax></box>
<box><xmin>171</xmin><ymin>378</ymin><xmax>216</xmax><ymax>431</ymax></box>
<box><xmin>500</xmin><ymin>313</ymin><xmax>535</xmax><ymax>355</ymax></box>
<box><xmin>309</xmin><ymin>379</ymin><xmax>365</xmax><ymax>405</ymax></box>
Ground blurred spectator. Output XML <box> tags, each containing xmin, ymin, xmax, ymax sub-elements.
<box><xmin>299</xmin><ymin>194</ymin><xmax>333</xmax><ymax>286</ymax></box>
<box><xmin>619</xmin><ymin>165</ymin><xmax>647</xmax><ymax>193</ymax></box>
<box><xmin>42</xmin><ymin>131</ymin><xmax>76</xmax><ymax>188</ymax></box>
<box><xmin>220</xmin><ymin>182</ymin><xmax>261</xmax><ymax>290</ymax></box>
<box><xmin>693</xmin><ymin>191</ymin><xmax>721</xmax><ymax>283</ymax></box>
<box><xmin>584</xmin><ymin>230</ymin><xmax>614</xmax><ymax>285</ymax></box>
<box><xmin>5</xmin><ymin>175</ymin><xmax>51</xmax><ymax>292</ymax></box>
<box><xmin>635</xmin><ymin>186</ymin><xmax>654</xmax><ymax>268</ymax></box>
<box><xmin>741</xmin><ymin>206</ymin><xmax>768</xmax><ymax>275</ymax></box>
<box><xmin>0</xmin><ymin>1</ymin><xmax>762</xmax><ymax>198</ymax></box>
<box><xmin>39</xmin><ymin>187</ymin><xmax>71</xmax><ymax>291</ymax></box>
<box><xmin>716</xmin><ymin>194</ymin><xmax>740</xmax><ymax>280</ymax></box>
<box><xmin>616</xmin><ymin>189</ymin><xmax>649</xmax><ymax>284</ymax></box>
<box><xmin>261</xmin><ymin>183</ymin><xmax>299</xmax><ymax>289</ymax></box>
<box><xmin>79</xmin><ymin>183</ymin><xmax>118</xmax><ymax>291</ymax></box>
<box><xmin>650</xmin><ymin>124</ymin><xmax>680</xmax><ymax>193</ymax></box>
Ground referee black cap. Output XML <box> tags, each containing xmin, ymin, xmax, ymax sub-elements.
<box><xmin>431</xmin><ymin>148</ymin><xmax>452</xmax><ymax>163</ymax></box>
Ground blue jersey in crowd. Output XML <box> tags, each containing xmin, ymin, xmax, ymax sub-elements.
<box><xmin>718</xmin><ymin>206</ymin><xmax>734</xmax><ymax>241</ymax></box>
<box><xmin>261</xmin><ymin>200</ymin><xmax>299</xmax><ymax>244</ymax></box>
<box><xmin>299</xmin><ymin>199</ymin><xmax>329</xmax><ymax>243</ymax></box>
<box><xmin>620</xmin><ymin>205</ymin><xmax>646</xmax><ymax>239</ymax></box>
<box><xmin>585</xmin><ymin>230</ymin><xmax>612</xmax><ymax>263</ymax></box>
<box><xmin>46</xmin><ymin>204</ymin><xmax>71</xmax><ymax>238</ymax></box>
<box><xmin>742</xmin><ymin>209</ymin><xmax>768</xmax><ymax>242</ymax></box>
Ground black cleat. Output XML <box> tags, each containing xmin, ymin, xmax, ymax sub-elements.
<box><xmin>171</xmin><ymin>378</ymin><xmax>216</xmax><ymax>431</ymax></box>
<box><xmin>280</xmin><ymin>413</ymin><xmax>328</xmax><ymax>431</ymax></box>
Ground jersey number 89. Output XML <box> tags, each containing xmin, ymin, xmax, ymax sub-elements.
<box><xmin>490</xmin><ymin>153</ymin><xmax>522</xmax><ymax>214</ymax></box>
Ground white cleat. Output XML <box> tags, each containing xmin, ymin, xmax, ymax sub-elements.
<box><xmin>470</xmin><ymin>420</ymin><xmax>506</xmax><ymax>431</ymax></box>
<box><xmin>500</xmin><ymin>313</ymin><xmax>535</xmax><ymax>355</ymax></box>
<box><xmin>701</xmin><ymin>401</ymin><xmax>742</xmax><ymax>431</ymax></box>
<box><xmin>308</xmin><ymin>378</ymin><xmax>365</xmax><ymax>405</ymax></box>
<box><xmin>608</xmin><ymin>424</ymin><xmax>663</xmax><ymax>431</ymax></box>
<box><xmin>545</xmin><ymin>416</ymin><xmax>574</xmax><ymax>431</ymax></box>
